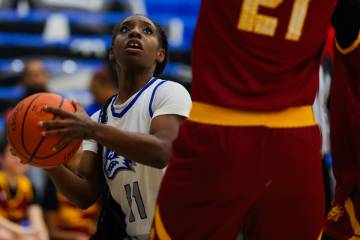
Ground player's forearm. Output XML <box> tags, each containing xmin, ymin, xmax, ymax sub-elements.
<box><xmin>332</xmin><ymin>0</ymin><xmax>360</xmax><ymax>48</ymax></box>
<box><xmin>92</xmin><ymin>123</ymin><xmax>169</xmax><ymax>169</ymax></box>
<box><xmin>46</xmin><ymin>166</ymin><xmax>99</xmax><ymax>209</ymax></box>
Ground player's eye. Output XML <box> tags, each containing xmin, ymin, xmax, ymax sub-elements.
<box><xmin>143</xmin><ymin>26</ymin><xmax>153</xmax><ymax>35</ymax></box>
<box><xmin>119</xmin><ymin>25</ymin><xmax>129</xmax><ymax>33</ymax></box>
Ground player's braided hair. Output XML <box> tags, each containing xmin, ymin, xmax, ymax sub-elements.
<box><xmin>111</xmin><ymin>18</ymin><xmax>168</xmax><ymax>77</ymax></box>
<box><xmin>152</xmin><ymin>22</ymin><xmax>168</xmax><ymax>77</ymax></box>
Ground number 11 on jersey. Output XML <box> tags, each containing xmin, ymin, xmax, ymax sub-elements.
<box><xmin>125</xmin><ymin>181</ymin><xmax>147</xmax><ymax>222</ymax></box>
<box><xmin>238</xmin><ymin>0</ymin><xmax>311</xmax><ymax>41</ymax></box>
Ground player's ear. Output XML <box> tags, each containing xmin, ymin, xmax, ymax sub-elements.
<box><xmin>156</xmin><ymin>48</ymin><xmax>165</xmax><ymax>64</ymax></box>
<box><xmin>109</xmin><ymin>47</ymin><xmax>115</xmax><ymax>63</ymax></box>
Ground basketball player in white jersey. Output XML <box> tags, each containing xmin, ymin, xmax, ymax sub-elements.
<box><xmin>37</xmin><ymin>15</ymin><xmax>192</xmax><ymax>239</ymax></box>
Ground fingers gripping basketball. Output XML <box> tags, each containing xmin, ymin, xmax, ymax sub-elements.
<box><xmin>7</xmin><ymin>93</ymin><xmax>81</xmax><ymax>168</ymax></box>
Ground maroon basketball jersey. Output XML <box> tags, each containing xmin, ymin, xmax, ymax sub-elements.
<box><xmin>330</xmin><ymin>44</ymin><xmax>360</xmax><ymax>192</ymax></box>
<box><xmin>191</xmin><ymin>0</ymin><xmax>336</xmax><ymax>111</ymax></box>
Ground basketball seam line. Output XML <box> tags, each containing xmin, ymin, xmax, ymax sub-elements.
<box><xmin>28</xmin><ymin>96</ymin><xmax>65</xmax><ymax>163</ymax></box>
<box><xmin>21</xmin><ymin>95</ymin><xmax>42</xmax><ymax>156</ymax></box>
<box><xmin>7</xmin><ymin>134</ymin><xmax>29</xmax><ymax>160</ymax></box>
<box><xmin>7</xmin><ymin>108</ymin><xmax>30</xmax><ymax>160</ymax></box>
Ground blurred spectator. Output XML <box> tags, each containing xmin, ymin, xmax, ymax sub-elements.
<box><xmin>20</xmin><ymin>59</ymin><xmax>49</xmax><ymax>97</ymax></box>
<box><xmin>17</xmin><ymin>59</ymin><xmax>50</xmax><ymax>208</ymax></box>
<box><xmin>0</xmin><ymin>59</ymin><xmax>51</xmax><ymax>211</ymax></box>
<box><xmin>86</xmin><ymin>68</ymin><xmax>117</xmax><ymax>115</ymax></box>
<box><xmin>0</xmin><ymin>59</ymin><xmax>49</xmax><ymax>118</ymax></box>
<box><xmin>313</xmin><ymin>28</ymin><xmax>335</xmax><ymax>214</ymax></box>
<box><xmin>314</xmin><ymin>62</ymin><xmax>334</xmax><ymax>214</ymax></box>
<box><xmin>43</xmin><ymin>149</ymin><xmax>100</xmax><ymax>240</ymax></box>
<box><xmin>0</xmin><ymin>144</ymin><xmax>48</xmax><ymax>240</ymax></box>
<box><xmin>0</xmin><ymin>59</ymin><xmax>49</xmax><ymax>119</ymax></box>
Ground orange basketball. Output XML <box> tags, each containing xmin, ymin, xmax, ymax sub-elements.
<box><xmin>6</xmin><ymin>92</ymin><xmax>81</xmax><ymax>168</ymax></box>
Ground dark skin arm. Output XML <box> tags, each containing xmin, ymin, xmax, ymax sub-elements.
<box><xmin>41</xmin><ymin>101</ymin><xmax>185</xmax><ymax>169</ymax></box>
<box><xmin>9</xmin><ymin>147</ymin><xmax>102</xmax><ymax>209</ymax></box>
<box><xmin>46</xmin><ymin>151</ymin><xmax>103</xmax><ymax>209</ymax></box>
<box><xmin>40</xmin><ymin>101</ymin><xmax>184</xmax><ymax>208</ymax></box>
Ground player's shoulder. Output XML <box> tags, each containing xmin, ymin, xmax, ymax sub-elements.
<box><xmin>149</xmin><ymin>78</ymin><xmax>192</xmax><ymax>118</ymax></box>
<box><xmin>91</xmin><ymin>94</ymin><xmax>117</xmax><ymax>122</ymax></box>
<box><xmin>152</xmin><ymin>78</ymin><xmax>190</xmax><ymax>98</ymax></box>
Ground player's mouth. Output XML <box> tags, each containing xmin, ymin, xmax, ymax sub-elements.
<box><xmin>125</xmin><ymin>40</ymin><xmax>143</xmax><ymax>53</ymax></box>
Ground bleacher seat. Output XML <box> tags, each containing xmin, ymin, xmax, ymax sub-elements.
<box><xmin>0</xmin><ymin>0</ymin><xmax>198</xmax><ymax>135</ymax></box>
<box><xmin>145</xmin><ymin>0</ymin><xmax>200</xmax><ymax>16</ymax></box>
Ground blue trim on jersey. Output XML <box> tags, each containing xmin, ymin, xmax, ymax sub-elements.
<box><xmin>149</xmin><ymin>80</ymin><xmax>167</xmax><ymax>118</ymax></box>
<box><xmin>111</xmin><ymin>77</ymin><xmax>157</xmax><ymax>118</ymax></box>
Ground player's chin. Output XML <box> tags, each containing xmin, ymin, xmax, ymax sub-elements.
<box><xmin>123</xmin><ymin>54</ymin><xmax>148</xmax><ymax>66</ymax></box>
<box><xmin>122</xmin><ymin>51</ymin><xmax>146</xmax><ymax>64</ymax></box>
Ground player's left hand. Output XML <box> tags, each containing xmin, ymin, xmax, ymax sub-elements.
<box><xmin>40</xmin><ymin>100</ymin><xmax>96</xmax><ymax>151</ymax></box>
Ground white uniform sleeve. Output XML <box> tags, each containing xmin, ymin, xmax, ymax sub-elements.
<box><xmin>151</xmin><ymin>81</ymin><xmax>192</xmax><ymax>119</ymax></box>
<box><xmin>82</xmin><ymin>110</ymin><xmax>101</xmax><ymax>154</ymax></box>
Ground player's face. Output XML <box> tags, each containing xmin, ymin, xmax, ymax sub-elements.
<box><xmin>110</xmin><ymin>16</ymin><xmax>165</xmax><ymax>74</ymax></box>
<box><xmin>2</xmin><ymin>146</ymin><xmax>28</xmax><ymax>176</ymax></box>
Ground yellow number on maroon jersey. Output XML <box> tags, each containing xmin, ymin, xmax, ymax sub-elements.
<box><xmin>238</xmin><ymin>0</ymin><xmax>311</xmax><ymax>41</ymax></box>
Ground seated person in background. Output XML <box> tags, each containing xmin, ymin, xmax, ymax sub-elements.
<box><xmin>20</xmin><ymin>59</ymin><xmax>49</xmax><ymax>98</ymax></box>
<box><xmin>0</xmin><ymin>144</ymin><xmax>48</xmax><ymax>240</ymax></box>
<box><xmin>20</xmin><ymin>59</ymin><xmax>49</xmax><ymax>97</ymax></box>
<box><xmin>0</xmin><ymin>59</ymin><xmax>49</xmax><ymax>152</ymax></box>
<box><xmin>43</xmin><ymin>149</ymin><xmax>100</xmax><ymax>240</ymax></box>
<box><xmin>2</xmin><ymin>59</ymin><xmax>49</xmax><ymax>114</ymax></box>
<box><xmin>86</xmin><ymin>68</ymin><xmax>117</xmax><ymax>116</ymax></box>
<box><xmin>20</xmin><ymin>59</ymin><xmax>50</xmax><ymax>206</ymax></box>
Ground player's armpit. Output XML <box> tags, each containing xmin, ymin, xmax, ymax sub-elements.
<box><xmin>332</xmin><ymin>0</ymin><xmax>360</xmax><ymax>53</ymax></box>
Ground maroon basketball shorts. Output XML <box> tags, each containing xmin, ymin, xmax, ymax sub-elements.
<box><xmin>150</xmin><ymin>102</ymin><xmax>324</xmax><ymax>240</ymax></box>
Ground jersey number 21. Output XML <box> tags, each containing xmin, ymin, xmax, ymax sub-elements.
<box><xmin>238</xmin><ymin>0</ymin><xmax>311</xmax><ymax>41</ymax></box>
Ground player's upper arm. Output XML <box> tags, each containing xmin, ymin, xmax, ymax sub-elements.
<box><xmin>148</xmin><ymin>81</ymin><xmax>192</xmax><ymax>167</ymax></box>
<box><xmin>149</xmin><ymin>80</ymin><xmax>192</xmax><ymax>119</ymax></box>
<box><xmin>149</xmin><ymin>80</ymin><xmax>192</xmax><ymax>142</ymax></box>
<box><xmin>148</xmin><ymin>115</ymin><xmax>185</xmax><ymax>168</ymax></box>
<box><xmin>332</xmin><ymin>0</ymin><xmax>360</xmax><ymax>54</ymax></box>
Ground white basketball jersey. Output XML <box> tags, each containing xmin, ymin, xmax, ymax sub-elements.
<box><xmin>82</xmin><ymin>77</ymin><xmax>191</xmax><ymax>239</ymax></box>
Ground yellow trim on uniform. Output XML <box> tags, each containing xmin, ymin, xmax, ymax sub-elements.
<box><xmin>0</xmin><ymin>173</ymin><xmax>32</xmax><ymax>208</ymax></box>
<box><xmin>154</xmin><ymin>206</ymin><xmax>171</xmax><ymax>240</ymax></box>
<box><xmin>317</xmin><ymin>229</ymin><xmax>323</xmax><ymax>240</ymax></box>
<box><xmin>336</xmin><ymin>31</ymin><xmax>360</xmax><ymax>54</ymax></box>
<box><xmin>189</xmin><ymin>102</ymin><xmax>316</xmax><ymax>128</ymax></box>
<box><xmin>345</xmin><ymin>198</ymin><xmax>360</xmax><ymax>236</ymax></box>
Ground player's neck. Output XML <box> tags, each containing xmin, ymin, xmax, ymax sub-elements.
<box><xmin>115</xmin><ymin>69</ymin><xmax>154</xmax><ymax>105</ymax></box>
